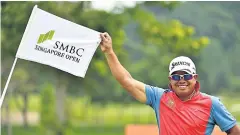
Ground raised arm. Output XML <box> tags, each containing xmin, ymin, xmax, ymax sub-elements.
<box><xmin>100</xmin><ymin>32</ymin><xmax>146</xmax><ymax>103</ymax></box>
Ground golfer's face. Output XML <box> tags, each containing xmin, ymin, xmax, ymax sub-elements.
<box><xmin>169</xmin><ymin>71</ymin><xmax>197</xmax><ymax>97</ymax></box>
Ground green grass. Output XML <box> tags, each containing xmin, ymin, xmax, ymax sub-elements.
<box><xmin>68</xmin><ymin>101</ymin><xmax>156</xmax><ymax>125</ymax></box>
<box><xmin>1</xmin><ymin>125</ymin><xmax>124</xmax><ymax>135</ymax></box>
<box><xmin>6</xmin><ymin>95</ymin><xmax>157</xmax><ymax>125</ymax></box>
<box><xmin>5</xmin><ymin>94</ymin><xmax>240</xmax><ymax>125</ymax></box>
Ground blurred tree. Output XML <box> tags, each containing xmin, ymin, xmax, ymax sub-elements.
<box><xmin>2</xmin><ymin>89</ymin><xmax>13</xmax><ymax>135</ymax></box>
<box><xmin>12</xmin><ymin>67</ymin><xmax>36</xmax><ymax>128</ymax></box>
<box><xmin>122</xmin><ymin>2</ymin><xmax>209</xmax><ymax>88</ymax></box>
<box><xmin>143</xmin><ymin>1</ymin><xmax>181</xmax><ymax>11</ymax></box>
<box><xmin>125</xmin><ymin>1</ymin><xmax>240</xmax><ymax>95</ymax></box>
<box><xmin>229</xmin><ymin>34</ymin><xmax>240</xmax><ymax>93</ymax></box>
<box><xmin>40</xmin><ymin>83</ymin><xmax>57</xmax><ymax>135</ymax></box>
<box><xmin>165</xmin><ymin>1</ymin><xmax>240</xmax><ymax>94</ymax></box>
<box><xmin>74</xmin><ymin>9</ymin><xmax>128</xmax><ymax>102</ymax></box>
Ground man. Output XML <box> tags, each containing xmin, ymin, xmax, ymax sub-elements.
<box><xmin>99</xmin><ymin>32</ymin><xmax>240</xmax><ymax>135</ymax></box>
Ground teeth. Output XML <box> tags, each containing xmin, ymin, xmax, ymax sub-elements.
<box><xmin>179</xmin><ymin>86</ymin><xmax>187</xmax><ymax>88</ymax></box>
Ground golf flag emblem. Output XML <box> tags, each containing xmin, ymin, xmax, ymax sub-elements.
<box><xmin>37</xmin><ymin>30</ymin><xmax>55</xmax><ymax>44</ymax></box>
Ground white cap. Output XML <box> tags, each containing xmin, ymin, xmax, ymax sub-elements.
<box><xmin>169</xmin><ymin>56</ymin><xmax>196</xmax><ymax>75</ymax></box>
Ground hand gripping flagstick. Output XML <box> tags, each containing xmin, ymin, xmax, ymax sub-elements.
<box><xmin>0</xmin><ymin>6</ymin><xmax>38</xmax><ymax>108</ymax></box>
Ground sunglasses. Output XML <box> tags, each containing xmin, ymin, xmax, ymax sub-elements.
<box><xmin>170</xmin><ymin>74</ymin><xmax>195</xmax><ymax>81</ymax></box>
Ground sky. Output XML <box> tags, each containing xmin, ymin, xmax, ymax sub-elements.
<box><xmin>91</xmin><ymin>1</ymin><xmax>137</xmax><ymax>12</ymax></box>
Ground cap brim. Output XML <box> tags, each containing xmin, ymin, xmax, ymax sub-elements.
<box><xmin>169</xmin><ymin>68</ymin><xmax>192</xmax><ymax>75</ymax></box>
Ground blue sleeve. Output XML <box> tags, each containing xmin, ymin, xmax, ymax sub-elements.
<box><xmin>211</xmin><ymin>97</ymin><xmax>237</xmax><ymax>132</ymax></box>
<box><xmin>145</xmin><ymin>84</ymin><xmax>165</xmax><ymax>108</ymax></box>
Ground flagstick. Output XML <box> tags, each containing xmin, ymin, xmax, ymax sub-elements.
<box><xmin>0</xmin><ymin>57</ymin><xmax>18</xmax><ymax>108</ymax></box>
<box><xmin>0</xmin><ymin>5</ymin><xmax>37</xmax><ymax>108</ymax></box>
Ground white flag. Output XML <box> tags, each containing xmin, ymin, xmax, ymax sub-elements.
<box><xmin>16</xmin><ymin>5</ymin><xmax>101</xmax><ymax>78</ymax></box>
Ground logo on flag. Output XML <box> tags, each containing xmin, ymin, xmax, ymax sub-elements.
<box><xmin>37</xmin><ymin>30</ymin><xmax>55</xmax><ymax>44</ymax></box>
<box><xmin>15</xmin><ymin>5</ymin><xmax>101</xmax><ymax>78</ymax></box>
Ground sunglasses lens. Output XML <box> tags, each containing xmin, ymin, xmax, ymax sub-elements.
<box><xmin>184</xmin><ymin>74</ymin><xmax>193</xmax><ymax>80</ymax></box>
<box><xmin>171</xmin><ymin>74</ymin><xmax>194</xmax><ymax>81</ymax></box>
<box><xmin>171</xmin><ymin>75</ymin><xmax>180</xmax><ymax>81</ymax></box>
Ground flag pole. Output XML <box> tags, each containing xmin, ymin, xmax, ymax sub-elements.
<box><xmin>0</xmin><ymin>57</ymin><xmax>18</xmax><ymax>108</ymax></box>
<box><xmin>0</xmin><ymin>5</ymin><xmax>38</xmax><ymax>108</ymax></box>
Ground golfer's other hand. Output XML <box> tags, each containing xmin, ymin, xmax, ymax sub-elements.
<box><xmin>100</xmin><ymin>32</ymin><xmax>113</xmax><ymax>54</ymax></box>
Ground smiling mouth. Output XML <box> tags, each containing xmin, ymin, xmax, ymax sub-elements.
<box><xmin>178</xmin><ymin>85</ymin><xmax>188</xmax><ymax>89</ymax></box>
